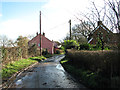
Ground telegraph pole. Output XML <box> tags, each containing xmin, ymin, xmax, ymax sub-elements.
<box><xmin>40</xmin><ymin>11</ymin><xmax>42</xmax><ymax>56</ymax></box>
<box><xmin>118</xmin><ymin>1</ymin><xmax>120</xmax><ymax>31</ymax></box>
<box><xmin>68</xmin><ymin>19</ymin><xmax>72</xmax><ymax>40</ymax></box>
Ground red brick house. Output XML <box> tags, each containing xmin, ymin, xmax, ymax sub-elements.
<box><xmin>88</xmin><ymin>21</ymin><xmax>119</xmax><ymax>46</ymax></box>
<box><xmin>28</xmin><ymin>32</ymin><xmax>54</xmax><ymax>54</ymax></box>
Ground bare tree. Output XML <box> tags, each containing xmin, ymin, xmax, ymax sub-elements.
<box><xmin>0</xmin><ymin>35</ymin><xmax>9</xmax><ymax>47</ymax></box>
<box><xmin>27</xmin><ymin>34</ymin><xmax>35</xmax><ymax>40</ymax></box>
<box><xmin>74</xmin><ymin>1</ymin><xmax>108</xmax><ymax>30</ymax></box>
<box><xmin>74</xmin><ymin>0</ymin><xmax>120</xmax><ymax>33</ymax></box>
<box><xmin>7</xmin><ymin>40</ymin><xmax>16</xmax><ymax>47</ymax></box>
<box><xmin>0</xmin><ymin>35</ymin><xmax>16</xmax><ymax>47</ymax></box>
<box><xmin>63</xmin><ymin>21</ymin><xmax>90</xmax><ymax>44</ymax></box>
<box><xmin>105</xmin><ymin>0</ymin><xmax>120</xmax><ymax>33</ymax></box>
<box><xmin>72</xmin><ymin>21</ymin><xmax>93</xmax><ymax>39</ymax></box>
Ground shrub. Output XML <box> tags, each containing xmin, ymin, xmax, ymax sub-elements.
<box><xmin>60</xmin><ymin>46</ymin><xmax>65</xmax><ymax>51</ymax></box>
<box><xmin>42</xmin><ymin>48</ymin><xmax>49</xmax><ymax>55</ymax></box>
<box><xmin>96</xmin><ymin>38</ymin><xmax>102</xmax><ymax>49</ymax></box>
<box><xmin>80</xmin><ymin>43</ymin><xmax>90</xmax><ymax>50</ymax></box>
<box><xmin>63</xmin><ymin>40</ymin><xmax>79</xmax><ymax>49</ymax></box>
<box><xmin>28</xmin><ymin>44</ymin><xmax>38</xmax><ymax>56</ymax></box>
<box><xmin>55</xmin><ymin>49</ymin><xmax>60</xmax><ymax>54</ymax></box>
<box><xmin>104</xmin><ymin>47</ymin><xmax>109</xmax><ymax>50</ymax></box>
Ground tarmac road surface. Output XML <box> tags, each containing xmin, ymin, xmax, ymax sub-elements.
<box><xmin>11</xmin><ymin>55</ymin><xmax>87</xmax><ymax>89</ymax></box>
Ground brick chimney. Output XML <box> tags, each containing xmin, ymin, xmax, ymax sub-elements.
<box><xmin>97</xmin><ymin>21</ymin><xmax>102</xmax><ymax>26</ymax></box>
<box><xmin>36</xmin><ymin>32</ymin><xmax>38</xmax><ymax>36</ymax></box>
<box><xmin>43</xmin><ymin>32</ymin><xmax>45</xmax><ymax>36</ymax></box>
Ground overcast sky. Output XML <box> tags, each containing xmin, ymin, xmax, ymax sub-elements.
<box><xmin>0</xmin><ymin>0</ymin><xmax>104</xmax><ymax>41</ymax></box>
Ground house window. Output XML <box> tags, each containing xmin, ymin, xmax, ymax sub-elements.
<box><xmin>38</xmin><ymin>43</ymin><xmax>40</xmax><ymax>47</ymax></box>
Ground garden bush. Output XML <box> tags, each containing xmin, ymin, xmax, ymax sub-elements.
<box><xmin>80</xmin><ymin>43</ymin><xmax>90</xmax><ymax>50</ymax></box>
<box><xmin>55</xmin><ymin>49</ymin><xmax>60</xmax><ymax>54</ymax></box>
<box><xmin>63</xmin><ymin>40</ymin><xmax>79</xmax><ymax>49</ymax></box>
<box><xmin>28</xmin><ymin>44</ymin><xmax>38</xmax><ymax>56</ymax></box>
<box><xmin>42</xmin><ymin>48</ymin><xmax>49</xmax><ymax>55</ymax></box>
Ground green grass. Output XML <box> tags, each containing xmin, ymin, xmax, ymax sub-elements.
<box><xmin>2</xmin><ymin>56</ymin><xmax>46</xmax><ymax>80</ymax></box>
<box><xmin>60</xmin><ymin>61</ymin><xmax>99</xmax><ymax>88</ymax></box>
<box><xmin>29</xmin><ymin>56</ymin><xmax>46</xmax><ymax>61</ymax></box>
<box><xmin>60</xmin><ymin>60</ymin><xmax>68</xmax><ymax>64</ymax></box>
<box><xmin>43</xmin><ymin>54</ymin><xmax>53</xmax><ymax>58</ymax></box>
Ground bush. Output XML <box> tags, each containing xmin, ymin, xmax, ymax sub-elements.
<box><xmin>55</xmin><ymin>49</ymin><xmax>60</xmax><ymax>54</ymax></box>
<box><xmin>89</xmin><ymin>45</ymin><xmax>110</xmax><ymax>51</ymax></box>
<box><xmin>42</xmin><ymin>48</ymin><xmax>49</xmax><ymax>55</ymax></box>
<box><xmin>63</xmin><ymin>40</ymin><xmax>79</xmax><ymax>49</ymax></box>
<box><xmin>80</xmin><ymin>43</ymin><xmax>90</xmax><ymax>50</ymax></box>
<box><xmin>28</xmin><ymin>44</ymin><xmax>38</xmax><ymax>56</ymax></box>
<box><xmin>60</xmin><ymin>46</ymin><xmax>65</xmax><ymax>51</ymax></box>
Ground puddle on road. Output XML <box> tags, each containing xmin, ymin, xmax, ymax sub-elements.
<box><xmin>14</xmin><ymin>72</ymin><xmax>34</xmax><ymax>87</ymax></box>
<box><xmin>56</xmin><ymin>64</ymin><xmax>65</xmax><ymax>72</ymax></box>
<box><xmin>15</xmin><ymin>79</ymin><xmax>22</xmax><ymax>85</ymax></box>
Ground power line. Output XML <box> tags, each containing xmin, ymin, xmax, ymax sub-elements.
<box><xmin>48</xmin><ymin>22</ymin><xmax>68</xmax><ymax>31</ymax></box>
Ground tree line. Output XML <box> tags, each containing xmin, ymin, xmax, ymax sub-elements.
<box><xmin>0</xmin><ymin>35</ymin><xmax>38</xmax><ymax>67</ymax></box>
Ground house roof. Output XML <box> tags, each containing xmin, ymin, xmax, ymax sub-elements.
<box><xmin>92</xmin><ymin>24</ymin><xmax>113</xmax><ymax>34</ymax></box>
<box><xmin>28</xmin><ymin>33</ymin><xmax>53</xmax><ymax>43</ymax></box>
<box><xmin>88</xmin><ymin>21</ymin><xmax>113</xmax><ymax>44</ymax></box>
<box><xmin>88</xmin><ymin>38</ymin><xmax>93</xmax><ymax>43</ymax></box>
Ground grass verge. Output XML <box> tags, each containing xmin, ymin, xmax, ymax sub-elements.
<box><xmin>2</xmin><ymin>56</ymin><xmax>46</xmax><ymax>81</ymax></box>
<box><xmin>60</xmin><ymin>57</ymin><xmax>120</xmax><ymax>89</ymax></box>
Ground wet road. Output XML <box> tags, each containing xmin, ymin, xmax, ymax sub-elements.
<box><xmin>11</xmin><ymin>55</ymin><xmax>87</xmax><ymax>88</ymax></box>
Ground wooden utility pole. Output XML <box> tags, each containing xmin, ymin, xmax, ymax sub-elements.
<box><xmin>118</xmin><ymin>1</ymin><xmax>120</xmax><ymax>31</ymax></box>
<box><xmin>40</xmin><ymin>11</ymin><xmax>42</xmax><ymax>56</ymax></box>
<box><xmin>68</xmin><ymin>19</ymin><xmax>72</xmax><ymax>40</ymax></box>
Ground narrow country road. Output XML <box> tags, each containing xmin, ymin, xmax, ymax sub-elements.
<box><xmin>11</xmin><ymin>55</ymin><xmax>87</xmax><ymax>88</ymax></box>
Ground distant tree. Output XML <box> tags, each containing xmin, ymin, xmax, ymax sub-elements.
<box><xmin>76</xmin><ymin>0</ymin><xmax>120</xmax><ymax>33</ymax></box>
<box><xmin>74</xmin><ymin>1</ymin><xmax>107</xmax><ymax>30</ymax></box>
<box><xmin>16</xmin><ymin>36</ymin><xmax>29</xmax><ymax>47</ymax></box>
<box><xmin>16</xmin><ymin>36</ymin><xmax>29</xmax><ymax>58</ymax></box>
<box><xmin>0</xmin><ymin>35</ymin><xmax>9</xmax><ymax>47</ymax></box>
<box><xmin>63</xmin><ymin>21</ymin><xmax>91</xmax><ymax>44</ymax></box>
<box><xmin>72</xmin><ymin>21</ymin><xmax>93</xmax><ymax>40</ymax></box>
<box><xmin>7</xmin><ymin>39</ymin><xmax>16</xmax><ymax>47</ymax></box>
<box><xmin>27</xmin><ymin>34</ymin><xmax>35</xmax><ymax>40</ymax></box>
<box><xmin>106</xmin><ymin>0</ymin><xmax>120</xmax><ymax>33</ymax></box>
<box><xmin>63</xmin><ymin>33</ymin><xmax>70</xmax><ymax>41</ymax></box>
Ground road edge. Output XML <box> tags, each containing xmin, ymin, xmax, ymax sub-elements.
<box><xmin>2</xmin><ymin>62</ymin><xmax>39</xmax><ymax>89</ymax></box>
